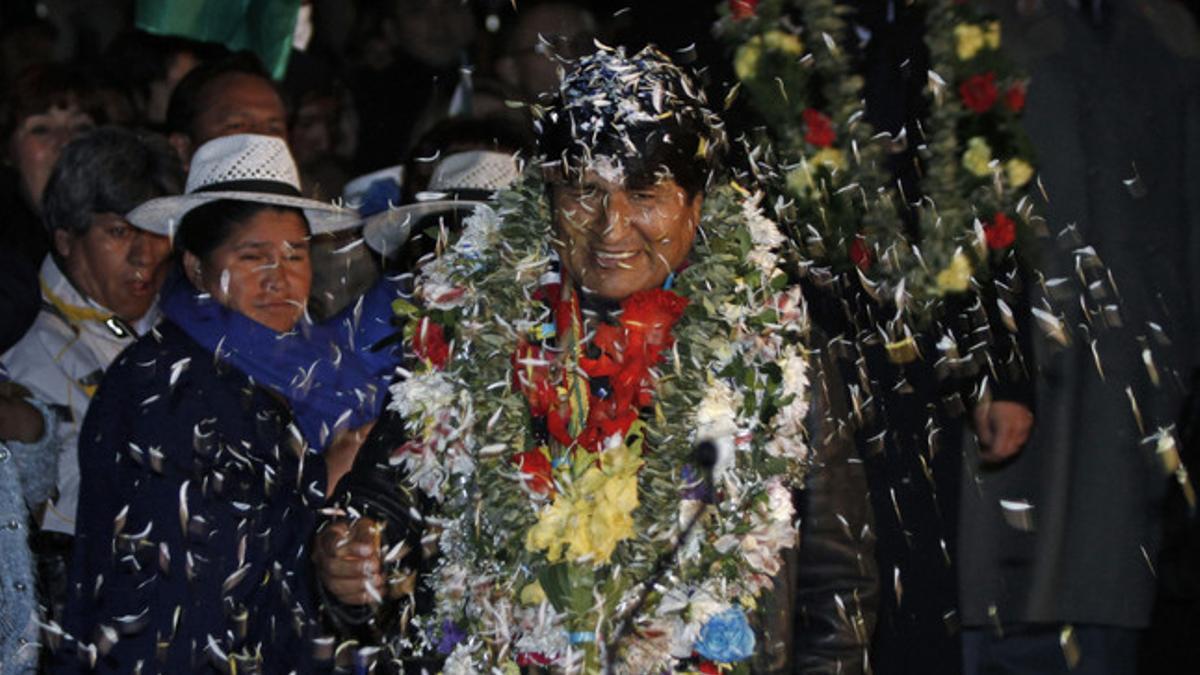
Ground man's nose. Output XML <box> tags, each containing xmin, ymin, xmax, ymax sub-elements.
<box><xmin>600</xmin><ymin>193</ymin><xmax>634</xmax><ymax>241</ymax></box>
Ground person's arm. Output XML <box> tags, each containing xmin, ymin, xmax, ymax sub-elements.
<box><xmin>972</xmin><ymin>256</ymin><xmax>1036</xmax><ymax>463</ymax></box>
<box><xmin>315</xmin><ymin>407</ymin><xmax>422</xmax><ymax>627</ymax></box>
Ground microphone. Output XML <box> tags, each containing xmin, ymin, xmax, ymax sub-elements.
<box><xmin>603</xmin><ymin>439</ymin><xmax>719</xmax><ymax>672</ymax></box>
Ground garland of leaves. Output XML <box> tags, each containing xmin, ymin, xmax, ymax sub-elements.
<box><xmin>386</xmin><ymin>171</ymin><xmax>812</xmax><ymax>673</ymax></box>
<box><xmin>717</xmin><ymin>0</ymin><xmax>1039</xmax><ymax>327</ymax></box>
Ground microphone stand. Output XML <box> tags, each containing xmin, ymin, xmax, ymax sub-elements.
<box><xmin>602</xmin><ymin>441</ymin><xmax>718</xmax><ymax>674</ymax></box>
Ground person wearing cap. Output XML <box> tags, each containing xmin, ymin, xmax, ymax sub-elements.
<box><xmin>314</xmin><ymin>46</ymin><xmax>876</xmax><ymax>673</ymax></box>
<box><xmin>1</xmin><ymin>127</ymin><xmax>181</xmax><ymax>627</ymax></box>
<box><xmin>362</xmin><ymin>147</ymin><xmax>523</xmax><ymax>271</ymax></box>
<box><xmin>56</xmin><ymin>134</ymin><xmax>399</xmax><ymax>673</ymax></box>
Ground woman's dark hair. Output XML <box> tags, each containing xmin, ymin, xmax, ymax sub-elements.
<box><xmin>174</xmin><ymin>199</ymin><xmax>310</xmax><ymax>264</ymax></box>
<box><xmin>42</xmin><ymin>126</ymin><xmax>183</xmax><ymax>236</ymax></box>
<box><xmin>0</xmin><ymin>63</ymin><xmax>104</xmax><ymax>142</ymax></box>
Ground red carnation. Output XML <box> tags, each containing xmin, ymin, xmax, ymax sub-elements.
<box><xmin>849</xmin><ymin>236</ymin><xmax>872</xmax><ymax>271</ymax></box>
<box><xmin>620</xmin><ymin>288</ymin><xmax>689</xmax><ymax>360</ymax></box>
<box><xmin>959</xmin><ymin>72</ymin><xmax>998</xmax><ymax>113</ymax></box>
<box><xmin>411</xmin><ymin>317</ymin><xmax>449</xmax><ymax>368</ymax></box>
<box><xmin>730</xmin><ymin>0</ymin><xmax>758</xmax><ymax>20</ymax></box>
<box><xmin>984</xmin><ymin>212</ymin><xmax>1017</xmax><ymax>250</ymax></box>
<box><xmin>512</xmin><ymin>449</ymin><xmax>554</xmax><ymax>494</ymax></box>
<box><xmin>699</xmin><ymin>662</ymin><xmax>721</xmax><ymax>675</ymax></box>
<box><xmin>803</xmin><ymin>108</ymin><xmax>836</xmax><ymax>148</ymax></box>
<box><xmin>1004</xmin><ymin>82</ymin><xmax>1026</xmax><ymax>112</ymax></box>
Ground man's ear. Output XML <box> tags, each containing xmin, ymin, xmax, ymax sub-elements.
<box><xmin>53</xmin><ymin>228</ymin><xmax>73</xmax><ymax>259</ymax></box>
<box><xmin>182</xmin><ymin>251</ymin><xmax>204</xmax><ymax>289</ymax></box>
<box><xmin>169</xmin><ymin>132</ymin><xmax>192</xmax><ymax>170</ymax></box>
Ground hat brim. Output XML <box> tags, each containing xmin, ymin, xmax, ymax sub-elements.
<box><xmin>363</xmin><ymin>198</ymin><xmax>489</xmax><ymax>256</ymax></box>
<box><xmin>127</xmin><ymin>191</ymin><xmax>362</xmax><ymax>237</ymax></box>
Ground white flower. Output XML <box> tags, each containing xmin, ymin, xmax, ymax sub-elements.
<box><xmin>738</xmin><ymin>477</ymin><xmax>797</xmax><ymax>589</ymax></box>
<box><xmin>694</xmin><ymin>379</ymin><xmax>743</xmax><ymax>478</ymax></box>
<box><xmin>442</xmin><ymin>641</ymin><xmax>479</xmax><ymax>675</ymax></box>
<box><xmin>742</xmin><ymin>192</ymin><xmax>787</xmax><ymax>249</ymax></box>
<box><xmin>453</xmin><ymin>205</ymin><xmax>500</xmax><ymax>259</ymax></box>
<box><xmin>387</xmin><ymin>371</ymin><xmax>456</xmax><ymax>420</ymax></box>
<box><xmin>781</xmin><ymin>350</ymin><xmax>809</xmax><ymax>398</ymax></box>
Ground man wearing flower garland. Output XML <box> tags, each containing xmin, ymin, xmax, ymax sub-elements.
<box><xmin>315</xmin><ymin>45</ymin><xmax>876</xmax><ymax>673</ymax></box>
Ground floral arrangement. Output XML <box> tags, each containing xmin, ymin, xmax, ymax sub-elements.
<box><xmin>716</xmin><ymin>0</ymin><xmax>1039</xmax><ymax>328</ymax></box>
<box><xmin>384</xmin><ymin>172</ymin><xmax>811</xmax><ymax>673</ymax></box>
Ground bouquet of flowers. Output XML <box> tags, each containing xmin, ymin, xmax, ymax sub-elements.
<box><xmin>384</xmin><ymin>174</ymin><xmax>811</xmax><ymax>673</ymax></box>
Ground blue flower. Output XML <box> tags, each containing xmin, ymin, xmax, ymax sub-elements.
<box><xmin>436</xmin><ymin>620</ymin><xmax>466</xmax><ymax>655</ymax></box>
<box><xmin>695</xmin><ymin>607</ymin><xmax>756</xmax><ymax>663</ymax></box>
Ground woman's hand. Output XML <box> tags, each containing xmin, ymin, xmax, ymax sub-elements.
<box><xmin>314</xmin><ymin>518</ymin><xmax>384</xmax><ymax>606</ymax></box>
<box><xmin>324</xmin><ymin>421</ymin><xmax>376</xmax><ymax>494</ymax></box>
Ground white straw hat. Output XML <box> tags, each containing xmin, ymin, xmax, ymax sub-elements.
<box><xmin>363</xmin><ymin>150</ymin><xmax>520</xmax><ymax>256</ymax></box>
<box><xmin>127</xmin><ymin>134</ymin><xmax>361</xmax><ymax>236</ymax></box>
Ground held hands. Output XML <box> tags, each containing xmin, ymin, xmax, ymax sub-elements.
<box><xmin>315</xmin><ymin>517</ymin><xmax>385</xmax><ymax>606</ymax></box>
<box><xmin>973</xmin><ymin>400</ymin><xmax>1034</xmax><ymax>463</ymax></box>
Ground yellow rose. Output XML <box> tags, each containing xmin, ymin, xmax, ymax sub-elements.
<box><xmin>734</xmin><ymin>30</ymin><xmax>804</xmax><ymax>81</ymax></box>
<box><xmin>762</xmin><ymin>30</ymin><xmax>804</xmax><ymax>56</ymax></box>
<box><xmin>1005</xmin><ymin>158</ymin><xmax>1034</xmax><ymax>188</ymax></box>
<box><xmin>954</xmin><ymin>23</ymin><xmax>985</xmax><ymax>60</ymax></box>
<box><xmin>984</xmin><ymin>21</ymin><xmax>1001</xmax><ymax>49</ymax></box>
<box><xmin>811</xmin><ymin>147</ymin><xmax>847</xmax><ymax>170</ymax></box>
<box><xmin>520</xmin><ymin>581</ymin><xmax>547</xmax><ymax>605</ymax></box>
<box><xmin>733</xmin><ymin>41</ymin><xmax>762</xmax><ymax>81</ymax></box>
<box><xmin>936</xmin><ymin>251</ymin><xmax>973</xmax><ymax>293</ymax></box>
<box><xmin>962</xmin><ymin>136</ymin><xmax>994</xmax><ymax>177</ymax></box>
<box><xmin>526</xmin><ymin>496</ymin><xmax>574</xmax><ymax>561</ymax></box>
<box><xmin>786</xmin><ymin>165</ymin><xmax>815</xmax><ymax>196</ymax></box>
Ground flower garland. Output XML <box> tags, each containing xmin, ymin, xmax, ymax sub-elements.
<box><xmin>717</xmin><ymin>0</ymin><xmax>1039</xmax><ymax>327</ymax></box>
<box><xmin>385</xmin><ymin>171</ymin><xmax>811</xmax><ymax>673</ymax></box>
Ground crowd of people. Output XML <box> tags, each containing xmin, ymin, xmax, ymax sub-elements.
<box><xmin>0</xmin><ymin>0</ymin><xmax>1197</xmax><ymax>673</ymax></box>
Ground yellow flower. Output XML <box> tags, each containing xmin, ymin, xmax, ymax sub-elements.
<box><xmin>525</xmin><ymin>440</ymin><xmax>643</xmax><ymax>565</ymax></box>
<box><xmin>811</xmin><ymin>147</ymin><xmax>846</xmax><ymax>170</ymax></box>
<box><xmin>962</xmin><ymin>136</ymin><xmax>994</xmax><ymax>177</ymax></box>
<box><xmin>733</xmin><ymin>42</ymin><xmax>761</xmax><ymax>81</ymax></box>
<box><xmin>520</xmin><ymin>581</ymin><xmax>547</xmax><ymax>605</ymax></box>
<box><xmin>984</xmin><ymin>21</ymin><xmax>1001</xmax><ymax>49</ymax></box>
<box><xmin>733</xmin><ymin>30</ymin><xmax>804</xmax><ymax>81</ymax></box>
<box><xmin>954</xmin><ymin>23</ymin><xmax>986</xmax><ymax>60</ymax></box>
<box><xmin>762</xmin><ymin>30</ymin><xmax>803</xmax><ymax>56</ymax></box>
<box><xmin>936</xmin><ymin>251</ymin><xmax>973</xmax><ymax>293</ymax></box>
<box><xmin>1005</xmin><ymin>158</ymin><xmax>1034</xmax><ymax>188</ymax></box>
<box><xmin>785</xmin><ymin>165</ymin><xmax>815</xmax><ymax>196</ymax></box>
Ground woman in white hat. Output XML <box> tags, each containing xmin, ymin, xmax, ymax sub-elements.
<box><xmin>58</xmin><ymin>134</ymin><xmax>398</xmax><ymax>673</ymax></box>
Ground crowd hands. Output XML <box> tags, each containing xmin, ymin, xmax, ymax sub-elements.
<box><xmin>0</xmin><ymin>0</ymin><xmax>1193</xmax><ymax>673</ymax></box>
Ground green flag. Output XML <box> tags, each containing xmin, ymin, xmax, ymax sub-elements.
<box><xmin>135</xmin><ymin>0</ymin><xmax>301</xmax><ymax>79</ymax></box>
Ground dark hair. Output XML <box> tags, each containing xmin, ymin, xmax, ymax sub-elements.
<box><xmin>101</xmin><ymin>31</ymin><xmax>228</xmax><ymax>121</ymax></box>
<box><xmin>0</xmin><ymin>63</ymin><xmax>104</xmax><ymax>142</ymax></box>
<box><xmin>174</xmin><ymin>199</ymin><xmax>310</xmax><ymax>264</ymax></box>
<box><xmin>537</xmin><ymin>47</ymin><xmax>726</xmax><ymax>198</ymax></box>
<box><xmin>42</xmin><ymin>126</ymin><xmax>183</xmax><ymax>236</ymax></box>
<box><xmin>165</xmin><ymin>51</ymin><xmax>275</xmax><ymax>139</ymax></box>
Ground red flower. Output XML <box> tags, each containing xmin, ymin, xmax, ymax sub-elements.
<box><xmin>699</xmin><ymin>662</ymin><xmax>721</xmax><ymax>675</ymax></box>
<box><xmin>849</xmin><ymin>236</ymin><xmax>872</xmax><ymax>271</ymax></box>
<box><xmin>512</xmin><ymin>448</ymin><xmax>554</xmax><ymax>494</ymax></box>
<box><xmin>959</xmin><ymin>72</ymin><xmax>998</xmax><ymax>113</ymax></box>
<box><xmin>1004</xmin><ymin>82</ymin><xmax>1026</xmax><ymax>112</ymax></box>
<box><xmin>984</xmin><ymin>212</ymin><xmax>1017</xmax><ymax>250</ymax></box>
<box><xmin>803</xmin><ymin>108</ymin><xmax>836</xmax><ymax>148</ymax></box>
<box><xmin>729</xmin><ymin>0</ymin><xmax>758</xmax><ymax>20</ymax></box>
<box><xmin>412</xmin><ymin>317</ymin><xmax>449</xmax><ymax>368</ymax></box>
<box><xmin>516</xmin><ymin>651</ymin><xmax>552</xmax><ymax>667</ymax></box>
<box><xmin>620</xmin><ymin>289</ymin><xmax>688</xmax><ymax>360</ymax></box>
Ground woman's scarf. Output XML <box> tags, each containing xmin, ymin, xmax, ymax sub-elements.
<box><xmin>160</xmin><ymin>275</ymin><xmax>402</xmax><ymax>452</ymax></box>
